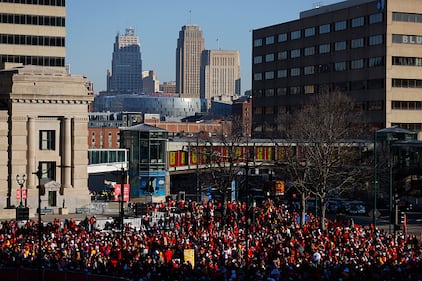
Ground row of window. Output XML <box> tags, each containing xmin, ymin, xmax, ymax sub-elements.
<box><xmin>0</xmin><ymin>0</ymin><xmax>65</xmax><ymax>6</ymax></box>
<box><xmin>254</xmin><ymin>100</ymin><xmax>384</xmax><ymax>115</ymax></box>
<box><xmin>392</xmin><ymin>101</ymin><xmax>422</xmax><ymax>110</ymax></box>
<box><xmin>0</xmin><ymin>33</ymin><xmax>65</xmax><ymax>46</ymax></box>
<box><xmin>393</xmin><ymin>12</ymin><xmax>422</xmax><ymax>23</ymax></box>
<box><xmin>254</xmin><ymin>12</ymin><xmax>383</xmax><ymax>47</ymax></box>
<box><xmin>0</xmin><ymin>54</ymin><xmax>64</xmax><ymax>66</ymax></box>
<box><xmin>254</xmin><ymin>35</ymin><xmax>383</xmax><ymax>64</ymax></box>
<box><xmin>254</xmin><ymin>57</ymin><xmax>384</xmax><ymax>81</ymax></box>
<box><xmin>254</xmin><ymin>79</ymin><xmax>385</xmax><ymax>97</ymax></box>
<box><xmin>393</xmin><ymin>56</ymin><xmax>422</xmax><ymax>66</ymax></box>
<box><xmin>392</xmin><ymin>123</ymin><xmax>422</xmax><ymax>132</ymax></box>
<box><xmin>392</xmin><ymin>79</ymin><xmax>422</xmax><ymax>88</ymax></box>
<box><xmin>0</xmin><ymin>13</ymin><xmax>65</xmax><ymax>27</ymax></box>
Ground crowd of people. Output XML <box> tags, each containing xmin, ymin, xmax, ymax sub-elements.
<box><xmin>0</xmin><ymin>198</ymin><xmax>421</xmax><ymax>280</ymax></box>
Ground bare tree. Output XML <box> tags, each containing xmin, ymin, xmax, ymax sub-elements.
<box><xmin>279</xmin><ymin>91</ymin><xmax>364</xmax><ymax>229</ymax></box>
<box><xmin>199</xmin><ymin>116</ymin><xmax>248</xmax><ymax>216</ymax></box>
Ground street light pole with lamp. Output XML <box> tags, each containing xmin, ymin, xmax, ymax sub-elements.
<box><xmin>16</xmin><ymin>174</ymin><xmax>26</xmax><ymax>208</ymax></box>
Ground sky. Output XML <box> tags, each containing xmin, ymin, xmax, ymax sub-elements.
<box><xmin>66</xmin><ymin>0</ymin><xmax>331</xmax><ymax>94</ymax></box>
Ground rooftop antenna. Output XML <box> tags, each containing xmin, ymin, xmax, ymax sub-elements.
<box><xmin>216</xmin><ymin>38</ymin><xmax>220</xmax><ymax>50</ymax></box>
<box><xmin>188</xmin><ymin>10</ymin><xmax>192</xmax><ymax>24</ymax></box>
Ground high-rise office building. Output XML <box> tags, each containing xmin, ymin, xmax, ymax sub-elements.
<box><xmin>252</xmin><ymin>0</ymin><xmax>422</xmax><ymax>139</ymax></box>
<box><xmin>201</xmin><ymin>50</ymin><xmax>241</xmax><ymax>111</ymax></box>
<box><xmin>0</xmin><ymin>0</ymin><xmax>66</xmax><ymax>70</ymax></box>
<box><xmin>107</xmin><ymin>27</ymin><xmax>142</xmax><ymax>93</ymax></box>
<box><xmin>176</xmin><ymin>25</ymin><xmax>204</xmax><ymax>97</ymax></box>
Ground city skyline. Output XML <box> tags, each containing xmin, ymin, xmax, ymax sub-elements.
<box><xmin>66</xmin><ymin>0</ymin><xmax>322</xmax><ymax>94</ymax></box>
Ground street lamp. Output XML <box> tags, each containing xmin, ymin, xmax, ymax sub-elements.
<box><xmin>16</xmin><ymin>174</ymin><xmax>26</xmax><ymax>208</ymax></box>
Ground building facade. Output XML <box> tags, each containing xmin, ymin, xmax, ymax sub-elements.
<box><xmin>176</xmin><ymin>25</ymin><xmax>204</xmax><ymax>97</ymax></box>
<box><xmin>107</xmin><ymin>27</ymin><xmax>142</xmax><ymax>93</ymax></box>
<box><xmin>160</xmin><ymin>81</ymin><xmax>177</xmax><ymax>94</ymax></box>
<box><xmin>142</xmin><ymin>70</ymin><xmax>159</xmax><ymax>93</ymax></box>
<box><xmin>232</xmin><ymin>95</ymin><xmax>253</xmax><ymax>137</ymax></box>
<box><xmin>0</xmin><ymin>66</ymin><xmax>93</xmax><ymax>214</ymax></box>
<box><xmin>252</xmin><ymin>0</ymin><xmax>422</xmax><ymax>139</ymax></box>
<box><xmin>200</xmin><ymin>50</ymin><xmax>241</xmax><ymax>112</ymax></box>
<box><xmin>0</xmin><ymin>0</ymin><xmax>66</xmax><ymax>69</ymax></box>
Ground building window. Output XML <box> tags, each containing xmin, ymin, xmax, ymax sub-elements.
<box><xmin>48</xmin><ymin>190</ymin><xmax>57</xmax><ymax>207</ymax></box>
<box><xmin>393</xmin><ymin>12</ymin><xmax>422</xmax><ymax>23</ymax></box>
<box><xmin>367</xmin><ymin>101</ymin><xmax>383</xmax><ymax>111</ymax></box>
<box><xmin>351</xmin><ymin>38</ymin><xmax>364</xmax><ymax>48</ymax></box>
<box><xmin>290</xmin><ymin>49</ymin><xmax>301</xmax><ymax>58</ymax></box>
<box><xmin>304</xmin><ymin>46</ymin><xmax>315</xmax><ymax>56</ymax></box>
<box><xmin>304</xmin><ymin>27</ymin><xmax>316</xmax><ymax>37</ymax></box>
<box><xmin>254</xmin><ymin>73</ymin><xmax>262</xmax><ymax>81</ymax></box>
<box><xmin>265</xmin><ymin>35</ymin><xmax>275</xmax><ymax>45</ymax></box>
<box><xmin>351</xmin><ymin>59</ymin><xmax>364</xmax><ymax>69</ymax></box>
<box><xmin>334</xmin><ymin>61</ymin><xmax>347</xmax><ymax>71</ymax></box>
<box><xmin>368</xmin><ymin>56</ymin><xmax>384</xmax><ymax>67</ymax></box>
<box><xmin>265</xmin><ymin>89</ymin><xmax>275</xmax><ymax>96</ymax></box>
<box><xmin>277</xmin><ymin>88</ymin><xmax>287</xmax><ymax>96</ymax></box>
<box><xmin>290</xmin><ymin>86</ymin><xmax>301</xmax><ymax>95</ymax></box>
<box><xmin>278</xmin><ymin>51</ymin><xmax>287</xmax><ymax>60</ymax></box>
<box><xmin>39</xmin><ymin>161</ymin><xmax>56</xmax><ymax>181</ymax></box>
<box><xmin>290</xmin><ymin>68</ymin><xmax>300</xmax><ymax>77</ymax></box>
<box><xmin>253</xmin><ymin>56</ymin><xmax>262</xmax><ymax>64</ymax></box>
<box><xmin>304</xmin><ymin>85</ymin><xmax>315</xmax><ymax>94</ymax></box>
<box><xmin>392</xmin><ymin>79</ymin><xmax>422</xmax><ymax>88</ymax></box>
<box><xmin>277</xmin><ymin>69</ymin><xmax>287</xmax><ymax>78</ymax></box>
<box><xmin>278</xmin><ymin>33</ymin><xmax>287</xmax><ymax>42</ymax></box>
<box><xmin>351</xmin><ymin>16</ymin><xmax>364</xmax><ymax>27</ymax></box>
<box><xmin>319</xmin><ymin>24</ymin><xmax>330</xmax><ymax>34</ymax></box>
<box><xmin>369</xmin><ymin>13</ymin><xmax>383</xmax><ymax>24</ymax></box>
<box><xmin>334</xmin><ymin>41</ymin><xmax>347</xmax><ymax>51</ymax></box>
<box><xmin>265</xmin><ymin>53</ymin><xmax>275</xmax><ymax>62</ymax></box>
<box><xmin>39</xmin><ymin>130</ymin><xmax>55</xmax><ymax>150</ymax></box>
<box><xmin>253</xmin><ymin>38</ymin><xmax>263</xmax><ymax>47</ymax></box>
<box><xmin>304</xmin><ymin>65</ymin><xmax>315</xmax><ymax>75</ymax></box>
<box><xmin>393</xmin><ymin>56</ymin><xmax>422</xmax><ymax>66</ymax></box>
<box><xmin>291</xmin><ymin>30</ymin><xmax>301</xmax><ymax>40</ymax></box>
<box><xmin>265</xmin><ymin>71</ymin><xmax>274</xmax><ymax>80</ymax></box>
<box><xmin>334</xmin><ymin>20</ymin><xmax>347</xmax><ymax>31</ymax></box>
<box><xmin>319</xmin><ymin>43</ymin><xmax>330</xmax><ymax>53</ymax></box>
<box><xmin>369</xmin><ymin>35</ymin><xmax>383</xmax><ymax>46</ymax></box>
<box><xmin>108</xmin><ymin>132</ymin><xmax>113</xmax><ymax>148</ymax></box>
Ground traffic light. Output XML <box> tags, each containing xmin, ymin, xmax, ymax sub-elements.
<box><xmin>399</xmin><ymin>211</ymin><xmax>406</xmax><ymax>225</ymax></box>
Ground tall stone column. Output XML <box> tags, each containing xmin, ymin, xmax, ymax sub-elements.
<box><xmin>62</xmin><ymin>117</ymin><xmax>72</xmax><ymax>188</ymax></box>
<box><xmin>27</xmin><ymin>116</ymin><xmax>36</xmax><ymax>189</ymax></box>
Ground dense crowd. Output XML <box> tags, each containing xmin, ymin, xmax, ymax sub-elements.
<box><xmin>0</xmin><ymin>198</ymin><xmax>421</xmax><ymax>280</ymax></box>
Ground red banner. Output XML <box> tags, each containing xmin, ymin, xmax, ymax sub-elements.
<box><xmin>114</xmin><ymin>184</ymin><xmax>130</xmax><ymax>202</ymax></box>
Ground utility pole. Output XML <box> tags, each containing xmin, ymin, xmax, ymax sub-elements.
<box><xmin>33</xmin><ymin>163</ymin><xmax>43</xmax><ymax>281</ymax></box>
<box><xmin>120</xmin><ymin>166</ymin><xmax>125</xmax><ymax>231</ymax></box>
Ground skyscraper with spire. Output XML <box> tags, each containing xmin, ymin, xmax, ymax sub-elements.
<box><xmin>176</xmin><ymin>25</ymin><xmax>204</xmax><ymax>98</ymax></box>
<box><xmin>107</xmin><ymin>27</ymin><xmax>143</xmax><ymax>93</ymax></box>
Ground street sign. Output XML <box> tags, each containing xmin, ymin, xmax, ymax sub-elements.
<box><xmin>368</xmin><ymin>209</ymin><xmax>381</xmax><ymax>218</ymax></box>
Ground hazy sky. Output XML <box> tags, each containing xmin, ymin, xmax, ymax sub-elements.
<box><xmin>66</xmin><ymin>0</ymin><xmax>330</xmax><ymax>94</ymax></box>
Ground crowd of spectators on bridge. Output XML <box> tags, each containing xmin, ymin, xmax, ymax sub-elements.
<box><xmin>0</xmin><ymin>198</ymin><xmax>421</xmax><ymax>280</ymax></box>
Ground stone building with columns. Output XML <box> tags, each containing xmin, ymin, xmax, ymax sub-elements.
<box><xmin>0</xmin><ymin>65</ymin><xmax>93</xmax><ymax>215</ymax></box>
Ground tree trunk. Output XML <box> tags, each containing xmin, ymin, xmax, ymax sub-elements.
<box><xmin>301</xmin><ymin>192</ymin><xmax>307</xmax><ymax>226</ymax></box>
<box><xmin>321</xmin><ymin>197</ymin><xmax>327</xmax><ymax>231</ymax></box>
